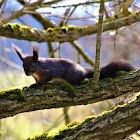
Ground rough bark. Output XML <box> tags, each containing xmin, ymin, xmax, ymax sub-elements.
<box><xmin>27</xmin><ymin>92</ymin><xmax>140</xmax><ymax>140</ymax></box>
<box><xmin>0</xmin><ymin>70</ymin><xmax>139</xmax><ymax>119</ymax></box>
<box><xmin>93</xmin><ymin>0</ymin><xmax>104</xmax><ymax>89</ymax></box>
<box><xmin>0</xmin><ymin>11</ymin><xmax>140</xmax><ymax>43</ymax></box>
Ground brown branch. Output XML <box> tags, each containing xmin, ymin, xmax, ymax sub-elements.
<box><xmin>93</xmin><ymin>0</ymin><xmax>105</xmax><ymax>89</ymax></box>
<box><xmin>70</xmin><ymin>41</ymin><xmax>94</xmax><ymax>66</ymax></box>
<box><xmin>23</xmin><ymin>10</ymin><xmax>97</xmax><ymax>20</ymax></box>
<box><xmin>0</xmin><ymin>0</ymin><xmax>8</xmax><ymax>17</ymax></box>
<box><xmin>0</xmin><ymin>70</ymin><xmax>139</xmax><ymax>119</ymax></box>
<box><xmin>27</xmin><ymin>92</ymin><xmax>140</xmax><ymax>140</ymax></box>
<box><xmin>0</xmin><ymin>11</ymin><xmax>139</xmax><ymax>42</ymax></box>
<box><xmin>0</xmin><ymin>0</ymin><xmax>6</xmax><ymax>9</ymax></box>
<box><xmin>42</xmin><ymin>0</ymin><xmax>115</xmax><ymax>8</ymax></box>
<box><xmin>1</xmin><ymin>0</ymin><xmax>44</xmax><ymax>24</ymax></box>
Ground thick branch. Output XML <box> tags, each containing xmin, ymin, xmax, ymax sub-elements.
<box><xmin>0</xmin><ymin>70</ymin><xmax>140</xmax><ymax>119</ymax></box>
<box><xmin>0</xmin><ymin>12</ymin><xmax>140</xmax><ymax>42</ymax></box>
<box><xmin>27</xmin><ymin>93</ymin><xmax>140</xmax><ymax>140</ymax></box>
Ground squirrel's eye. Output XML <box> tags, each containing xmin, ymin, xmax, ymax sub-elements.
<box><xmin>32</xmin><ymin>64</ymin><xmax>35</xmax><ymax>67</ymax></box>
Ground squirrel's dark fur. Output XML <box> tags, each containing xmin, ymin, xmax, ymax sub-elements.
<box><xmin>12</xmin><ymin>44</ymin><xmax>136</xmax><ymax>84</ymax></box>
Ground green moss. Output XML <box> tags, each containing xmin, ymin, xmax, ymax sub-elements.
<box><xmin>136</xmin><ymin>92</ymin><xmax>140</xmax><ymax>97</ymax></box>
<box><xmin>103</xmin><ymin>78</ymin><xmax>114</xmax><ymax>82</ymax></box>
<box><xmin>32</xmin><ymin>28</ymin><xmax>37</xmax><ymax>30</ymax></box>
<box><xmin>83</xmin><ymin>115</ymin><xmax>96</xmax><ymax>123</ymax></box>
<box><xmin>3</xmin><ymin>23</ymin><xmax>14</xmax><ymax>32</ymax></box>
<box><xmin>134</xmin><ymin>11</ymin><xmax>140</xmax><ymax>19</ymax></box>
<box><xmin>0</xmin><ymin>87</ymin><xmax>25</xmax><ymax>102</ymax></box>
<box><xmin>116</xmin><ymin>70</ymin><xmax>128</xmax><ymax>77</ymax></box>
<box><xmin>59</xmin><ymin>82</ymin><xmax>76</xmax><ymax>98</ymax></box>
<box><xmin>83</xmin><ymin>25</ymin><xmax>94</xmax><ymax>32</ymax></box>
<box><xmin>45</xmin><ymin>89</ymin><xmax>54</xmax><ymax>97</ymax></box>
<box><xmin>21</xmin><ymin>25</ymin><xmax>30</xmax><ymax>29</ymax></box>
<box><xmin>68</xmin><ymin>25</ymin><xmax>75</xmax><ymax>31</ymax></box>
<box><xmin>68</xmin><ymin>25</ymin><xmax>75</xmax><ymax>28</ymax></box>
<box><xmin>76</xmin><ymin>26</ymin><xmax>83</xmax><ymax>32</ymax></box>
<box><xmin>49</xmin><ymin>121</ymin><xmax>81</xmax><ymax>139</ymax></box>
<box><xmin>54</xmin><ymin>26</ymin><xmax>61</xmax><ymax>31</ymax></box>
<box><xmin>61</xmin><ymin>26</ymin><xmax>67</xmax><ymax>33</ymax></box>
<box><xmin>42</xmin><ymin>81</ymin><xmax>76</xmax><ymax>98</ymax></box>
<box><xmin>2</xmin><ymin>23</ymin><xmax>31</xmax><ymax>34</ymax></box>
<box><xmin>27</xmin><ymin>133</ymin><xmax>49</xmax><ymax>140</ymax></box>
<box><xmin>67</xmin><ymin>121</ymin><xmax>81</xmax><ymax>128</ymax></box>
<box><xmin>47</xmin><ymin>28</ymin><xmax>54</xmax><ymax>32</ymax></box>
<box><xmin>81</xmin><ymin>79</ymin><xmax>89</xmax><ymax>84</ymax></box>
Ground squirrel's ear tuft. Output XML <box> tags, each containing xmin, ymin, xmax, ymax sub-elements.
<box><xmin>12</xmin><ymin>43</ymin><xmax>24</xmax><ymax>61</ymax></box>
<box><xmin>32</xmin><ymin>44</ymin><xmax>39</xmax><ymax>61</ymax></box>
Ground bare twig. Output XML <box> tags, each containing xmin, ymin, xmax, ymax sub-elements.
<box><xmin>42</xmin><ymin>0</ymin><xmax>63</xmax><ymax>6</ymax></box>
<box><xmin>0</xmin><ymin>55</ymin><xmax>23</xmax><ymax>71</ymax></box>
<box><xmin>0</xmin><ymin>0</ymin><xmax>5</xmax><ymax>9</ymax></box>
<box><xmin>0</xmin><ymin>0</ymin><xmax>8</xmax><ymax>19</ymax></box>
<box><xmin>42</xmin><ymin>0</ymin><xmax>114</xmax><ymax>8</ymax></box>
<box><xmin>59</xmin><ymin>7</ymin><xmax>71</xmax><ymax>26</ymax></box>
<box><xmin>23</xmin><ymin>10</ymin><xmax>96</xmax><ymax>20</ymax></box>
<box><xmin>1</xmin><ymin>0</ymin><xmax>43</xmax><ymax>24</ymax></box>
<box><xmin>70</xmin><ymin>41</ymin><xmax>94</xmax><ymax>66</ymax></box>
<box><xmin>65</xmin><ymin>6</ymin><xmax>78</xmax><ymax>25</ymax></box>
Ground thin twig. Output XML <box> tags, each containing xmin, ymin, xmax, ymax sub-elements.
<box><xmin>65</xmin><ymin>6</ymin><xmax>78</xmax><ymax>25</ymax></box>
<box><xmin>42</xmin><ymin>0</ymin><xmax>114</xmax><ymax>8</ymax></box>
<box><xmin>1</xmin><ymin>0</ymin><xmax>43</xmax><ymax>24</ymax></box>
<box><xmin>59</xmin><ymin>7</ymin><xmax>71</xmax><ymax>26</ymax></box>
<box><xmin>0</xmin><ymin>0</ymin><xmax>8</xmax><ymax>19</ymax></box>
<box><xmin>23</xmin><ymin>10</ymin><xmax>96</xmax><ymax>20</ymax></box>
<box><xmin>70</xmin><ymin>41</ymin><xmax>94</xmax><ymax>66</ymax></box>
<box><xmin>0</xmin><ymin>55</ymin><xmax>23</xmax><ymax>71</ymax></box>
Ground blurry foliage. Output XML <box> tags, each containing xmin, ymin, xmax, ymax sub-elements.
<box><xmin>0</xmin><ymin>0</ymin><xmax>140</xmax><ymax>139</ymax></box>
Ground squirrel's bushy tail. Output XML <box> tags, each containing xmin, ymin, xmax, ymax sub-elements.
<box><xmin>85</xmin><ymin>59</ymin><xmax>136</xmax><ymax>80</ymax></box>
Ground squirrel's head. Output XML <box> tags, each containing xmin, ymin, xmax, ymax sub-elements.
<box><xmin>12</xmin><ymin>44</ymin><xmax>41</xmax><ymax>76</ymax></box>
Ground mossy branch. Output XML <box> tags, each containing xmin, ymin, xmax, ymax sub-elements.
<box><xmin>0</xmin><ymin>11</ymin><xmax>140</xmax><ymax>42</ymax></box>
<box><xmin>27</xmin><ymin>92</ymin><xmax>140</xmax><ymax>140</ymax></box>
<box><xmin>0</xmin><ymin>70</ymin><xmax>140</xmax><ymax>119</ymax></box>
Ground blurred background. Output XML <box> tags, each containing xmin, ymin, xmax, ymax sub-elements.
<box><xmin>0</xmin><ymin>0</ymin><xmax>140</xmax><ymax>139</ymax></box>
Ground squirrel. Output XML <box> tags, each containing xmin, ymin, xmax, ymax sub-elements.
<box><xmin>12</xmin><ymin>44</ymin><xmax>136</xmax><ymax>85</ymax></box>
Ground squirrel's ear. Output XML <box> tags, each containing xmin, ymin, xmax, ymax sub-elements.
<box><xmin>32</xmin><ymin>44</ymin><xmax>39</xmax><ymax>61</ymax></box>
<box><xmin>12</xmin><ymin>43</ymin><xmax>24</xmax><ymax>61</ymax></box>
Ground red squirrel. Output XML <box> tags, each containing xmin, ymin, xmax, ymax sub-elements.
<box><xmin>12</xmin><ymin>44</ymin><xmax>136</xmax><ymax>85</ymax></box>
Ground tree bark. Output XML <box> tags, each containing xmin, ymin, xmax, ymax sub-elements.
<box><xmin>27</xmin><ymin>93</ymin><xmax>140</xmax><ymax>140</ymax></box>
<box><xmin>0</xmin><ymin>70</ymin><xmax>140</xmax><ymax>119</ymax></box>
<box><xmin>93</xmin><ymin>0</ymin><xmax>105</xmax><ymax>89</ymax></box>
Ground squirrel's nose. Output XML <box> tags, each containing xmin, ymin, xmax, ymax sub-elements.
<box><xmin>25</xmin><ymin>71</ymin><xmax>29</xmax><ymax>76</ymax></box>
<box><xmin>25</xmin><ymin>71</ymin><xmax>31</xmax><ymax>76</ymax></box>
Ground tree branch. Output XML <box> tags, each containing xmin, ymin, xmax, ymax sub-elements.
<box><xmin>93</xmin><ymin>0</ymin><xmax>105</xmax><ymax>89</ymax></box>
<box><xmin>0</xmin><ymin>11</ymin><xmax>140</xmax><ymax>42</ymax></box>
<box><xmin>27</xmin><ymin>92</ymin><xmax>140</xmax><ymax>140</ymax></box>
<box><xmin>0</xmin><ymin>70</ymin><xmax>139</xmax><ymax>119</ymax></box>
<box><xmin>70</xmin><ymin>41</ymin><xmax>94</xmax><ymax>66</ymax></box>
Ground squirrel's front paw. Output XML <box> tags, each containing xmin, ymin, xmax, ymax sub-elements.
<box><xmin>29</xmin><ymin>83</ymin><xmax>40</xmax><ymax>88</ymax></box>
